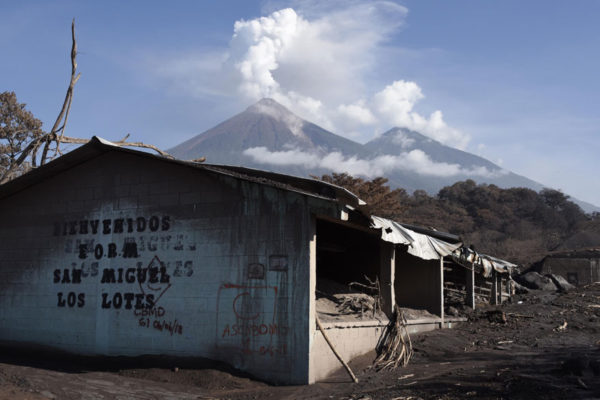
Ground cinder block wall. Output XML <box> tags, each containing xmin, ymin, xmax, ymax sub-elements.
<box><xmin>543</xmin><ymin>258</ymin><xmax>599</xmax><ymax>286</ymax></box>
<box><xmin>0</xmin><ymin>151</ymin><xmax>338</xmax><ymax>384</ymax></box>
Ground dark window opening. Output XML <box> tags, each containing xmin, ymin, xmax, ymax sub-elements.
<box><xmin>443</xmin><ymin>261</ymin><xmax>469</xmax><ymax>315</ymax></box>
<box><xmin>315</xmin><ymin>219</ymin><xmax>382</xmax><ymax>321</ymax></box>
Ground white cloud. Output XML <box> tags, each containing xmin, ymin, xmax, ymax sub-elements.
<box><xmin>243</xmin><ymin>146</ymin><xmax>505</xmax><ymax>178</ymax></box>
<box><xmin>372</xmin><ymin>81</ymin><xmax>470</xmax><ymax>149</ymax></box>
<box><xmin>145</xmin><ymin>2</ymin><xmax>470</xmax><ymax>149</ymax></box>
<box><xmin>337</xmin><ymin>101</ymin><xmax>377</xmax><ymax>126</ymax></box>
<box><xmin>392</xmin><ymin>130</ymin><xmax>416</xmax><ymax>149</ymax></box>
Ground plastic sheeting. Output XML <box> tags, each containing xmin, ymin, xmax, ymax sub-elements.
<box><xmin>371</xmin><ymin>216</ymin><xmax>463</xmax><ymax>261</ymax></box>
<box><xmin>451</xmin><ymin>247</ymin><xmax>517</xmax><ymax>278</ymax></box>
<box><xmin>482</xmin><ymin>254</ymin><xmax>518</xmax><ymax>275</ymax></box>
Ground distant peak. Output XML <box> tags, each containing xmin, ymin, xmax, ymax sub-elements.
<box><xmin>385</xmin><ymin>127</ymin><xmax>431</xmax><ymax>141</ymax></box>
<box><xmin>257</xmin><ymin>97</ymin><xmax>279</xmax><ymax>106</ymax></box>
<box><xmin>246</xmin><ymin>98</ymin><xmax>306</xmax><ymax>138</ymax></box>
<box><xmin>247</xmin><ymin>98</ymin><xmax>288</xmax><ymax>112</ymax></box>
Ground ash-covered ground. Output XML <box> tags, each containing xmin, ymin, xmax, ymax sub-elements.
<box><xmin>1</xmin><ymin>283</ymin><xmax>599</xmax><ymax>400</ymax></box>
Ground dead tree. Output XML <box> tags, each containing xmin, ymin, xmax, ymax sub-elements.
<box><xmin>2</xmin><ymin>19</ymin><xmax>204</xmax><ymax>185</ymax></box>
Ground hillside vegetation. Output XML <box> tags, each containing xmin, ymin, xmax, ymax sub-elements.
<box><xmin>317</xmin><ymin>174</ymin><xmax>600</xmax><ymax>265</ymax></box>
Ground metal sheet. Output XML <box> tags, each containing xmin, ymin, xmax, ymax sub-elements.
<box><xmin>371</xmin><ymin>216</ymin><xmax>463</xmax><ymax>260</ymax></box>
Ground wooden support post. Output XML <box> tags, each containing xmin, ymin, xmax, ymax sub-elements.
<box><xmin>316</xmin><ymin>317</ymin><xmax>358</xmax><ymax>383</ymax></box>
<box><xmin>308</xmin><ymin>215</ymin><xmax>317</xmax><ymax>384</ymax></box>
<box><xmin>379</xmin><ymin>242</ymin><xmax>395</xmax><ymax>318</ymax></box>
<box><xmin>439</xmin><ymin>256</ymin><xmax>445</xmax><ymax>327</ymax></box>
<box><xmin>498</xmin><ymin>276</ymin><xmax>504</xmax><ymax>304</ymax></box>
<box><xmin>491</xmin><ymin>269</ymin><xmax>498</xmax><ymax>305</ymax></box>
<box><xmin>466</xmin><ymin>265</ymin><xmax>475</xmax><ymax>310</ymax></box>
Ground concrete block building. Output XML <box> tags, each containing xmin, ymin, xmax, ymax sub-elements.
<box><xmin>0</xmin><ymin>137</ymin><xmax>506</xmax><ymax>384</ymax></box>
<box><xmin>537</xmin><ymin>249</ymin><xmax>600</xmax><ymax>286</ymax></box>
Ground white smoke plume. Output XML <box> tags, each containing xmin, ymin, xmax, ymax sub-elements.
<box><xmin>151</xmin><ymin>2</ymin><xmax>471</xmax><ymax>149</ymax></box>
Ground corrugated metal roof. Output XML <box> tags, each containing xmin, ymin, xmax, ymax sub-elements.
<box><xmin>371</xmin><ymin>216</ymin><xmax>463</xmax><ymax>260</ymax></box>
<box><xmin>397</xmin><ymin>222</ymin><xmax>462</xmax><ymax>244</ymax></box>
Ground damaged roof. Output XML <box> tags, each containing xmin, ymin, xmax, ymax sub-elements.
<box><xmin>371</xmin><ymin>216</ymin><xmax>463</xmax><ymax>260</ymax></box>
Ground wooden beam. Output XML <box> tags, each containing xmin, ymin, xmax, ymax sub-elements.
<box><xmin>466</xmin><ymin>265</ymin><xmax>475</xmax><ymax>309</ymax></box>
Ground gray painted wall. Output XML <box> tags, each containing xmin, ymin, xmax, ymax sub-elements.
<box><xmin>0</xmin><ymin>151</ymin><xmax>340</xmax><ymax>384</ymax></box>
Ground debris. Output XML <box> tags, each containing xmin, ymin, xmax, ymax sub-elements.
<box><xmin>547</xmin><ymin>274</ymin><xmax>575</xmax><ymax>292</ymax></box>
<box><xmin>446</xmin><ymin>306</ymin><xmax>460</xmax><ymax>316</ymax></box>
<box><xmin>338</xmin><ymin>293</ymin><xmax>377</xmax><ymax>318</ymax></box>
<box><xmin>348</xmin><ymin>276</ymin><xmax>382</xmax><ymax>318</ymax></box>
<box><xmin>374</xmin><ymin>305</ymin><xmax>413</xmax><ymax>371</ymax></box>
<box><xmin>486</xmin><ymin>310</ymin><xmax>507</xmax><ymax>324</ymax></box>
<box><xmin>516</xmin><ymin>272</ymin><xmax>558</xmax><ymax>291</ymax></box>
<box><xmin>555</xmin><ymin>321</ymin><xmax>568</xmax><ymax>331</ymax></box>
<box><xmin>497</xmin><ymin>340</ymin><xmax>513</xmax><ymax>344</ymax></box>
<box><xmin>316</xmin><ymin>278</ymin><xmax>386</xmax><ymax>322</ymax></box>
<box><xmin>39</xmin><ymin>391</ymin><xmax>56</xmax><ymax>399</ymax></box>
<box><xmin>506</xmin><ymin>312</ymin><xmax>533</xmax><ymax>319</ymax></box>
<box><xmin>577</xmin><ymin>377</ymin><xmax>588</xmax><ymax>389</ymax></box>
<box><xmin>398</xmin><ymin>374</ymin><xmax>415</xmax><ymax>380</ymax></box>
<box><xmin>512</xmin><ymin>280</ymin><xmax>530</xmax><ymax>294</ymax></box>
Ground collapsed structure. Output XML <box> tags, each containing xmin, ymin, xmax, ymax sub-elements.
<box><xmin>0</xmin><ymin>137</ymin><xmax>516</xmax><ymax>384</ymax></box>
<box><xmin>534</xmin><ymin>249</ymin><xmax>600</xmax><ymax>286</ymax></box>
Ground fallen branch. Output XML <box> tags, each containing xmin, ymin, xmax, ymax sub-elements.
<box><xmin>315</xmin><ymin>316</ymin><xmax>358</xmax><ymax>383</ymax></box>
<box><xmin>349</xmin><ymin>275</ymin><xmax>382</xmax><ymax>318</ymax></box>
<box><xmin>337</xmin><ymin>293</ymin><xmax>375</xmax><ymax>318</ymax></box>
<box><xmin>577</xmin><ymin>377</ymin><xmax>588</xmax><ymax>389</ymax></box>
<box><xmin>554</xmin><ymin>321</ymin><xmax>568</xmax><ymax>332</ymax></box>
<box><xmin>506</xmin><ymin>312</ymin><xmax>534</xmax><ymax>319</ymax></box>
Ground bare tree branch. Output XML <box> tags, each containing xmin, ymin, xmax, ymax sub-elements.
<box><xmin>47</xmin><ymin>18</ymin><xmax>79</xmax><ymax>163</ymax></box>
<box><xmin>1</xmin><ymin>19</ymin><xmax>205</xmax><ymax>185</ymax></box>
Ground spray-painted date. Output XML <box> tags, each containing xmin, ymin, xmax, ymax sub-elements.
<box><xmin>138</xmin><ymin>317</ymin><xmax>183</xmax><ymax>335</ymax></box>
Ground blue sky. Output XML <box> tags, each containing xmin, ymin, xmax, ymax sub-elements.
<box><xmin>2</xmin><ymin>1</ymin><xmax>599</xmax><ymax>206</ymax></box>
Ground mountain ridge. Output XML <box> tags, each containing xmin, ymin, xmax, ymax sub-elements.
<box><xmin>169</xmin><ymin>98</ymin><xmax>599</xmax><ymax>213</ymax></box>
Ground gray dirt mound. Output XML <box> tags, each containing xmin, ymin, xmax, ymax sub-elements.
<box><xmin>517</xmin><ymin>271</ymin><xmax>558</xmax><ymax>291</ymax></box>
<box><xmin>547</xmin><ymin>273</ymin><xmax>576</xmax><ymax>292</ymax></box>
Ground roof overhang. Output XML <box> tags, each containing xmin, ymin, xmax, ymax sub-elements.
<box><xmin>0</xmin><ymin>136</ymin><xmax>363</xmax><ymax>210</ymax></box>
